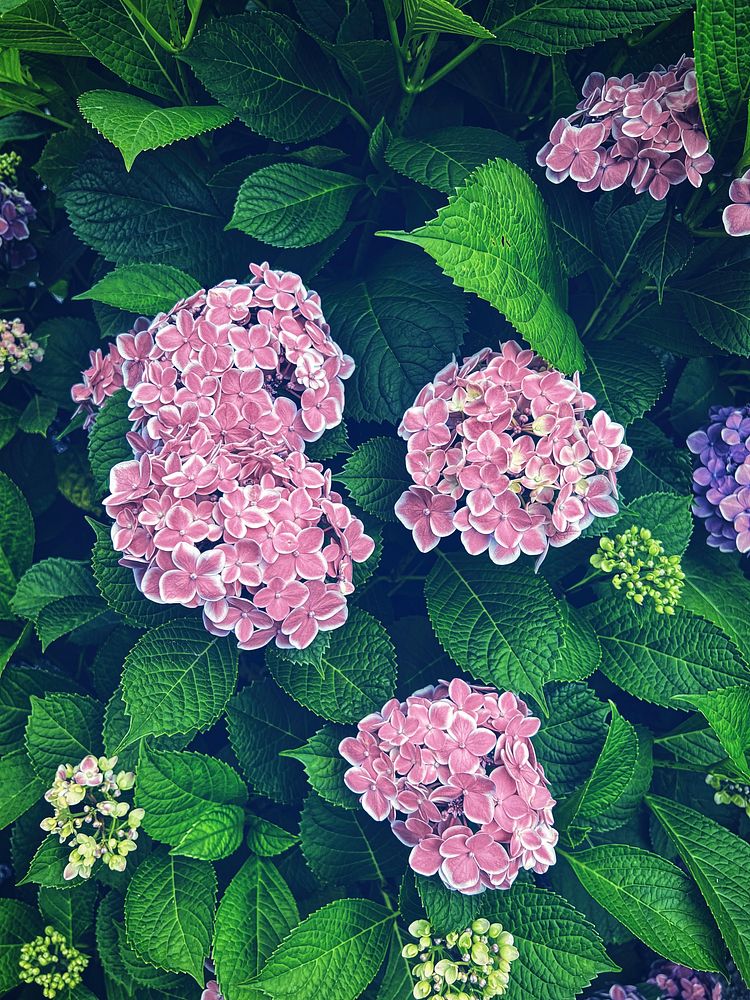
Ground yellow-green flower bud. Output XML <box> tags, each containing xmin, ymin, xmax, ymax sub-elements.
<box><xmin>409</xmin><ymin>920</ymin><xmax>431</xmax><ymax>938</ymax></box>
<box><xmin>413</xmin><ymin>980</ymin><xmax>432</xmax><ymax>999</ymax></box>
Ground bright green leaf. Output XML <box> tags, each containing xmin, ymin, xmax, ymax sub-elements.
<box><xmin>76</xmin><ymin>264</ymin><xmax>199</xmax><ymax>315</ymax></box>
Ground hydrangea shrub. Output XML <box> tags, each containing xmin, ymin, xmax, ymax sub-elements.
<box><xmin>0</xmin><ymin>2</ymin><xmax>750</xmax><ymax>1000</ymax></box>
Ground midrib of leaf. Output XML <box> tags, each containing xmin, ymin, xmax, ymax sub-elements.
<box><xmin>253</xmin><ymin>175</ymin><xmax>360</xmax><ymax>216</ymax></box>
<box><xmin>316</xmin><ymin>648</ymin><xmax>378</xmax><ymax>705</ymax></box>
<box><xmin>569</xmin><ymin>854</ymin><xmax>692</xmax><ymax>926</ymax></box>
<box><xmin>124</xmin><ymin>635</ymin><xmax>224</xmax><ymax>743</ymax></box>
<box><xmin>696</xmin><ymin>0</ymin><xmax>750</xmax><ymax>160</ymax></box>
<box><xmin>256</xmin><ymin>909</ymin><xmax>394</xmax><ymax>982</ymax></box>
<box><xmin>680</xmin><ymin>287</ymin><xmax>750</xmax><ymax>323</ymax></box>
<box><xmin>584</xmin><ymin>350</ymin><xmax>616</xmax><ymax>415</ymax></box>
<box><xmin>231</xmin><ymin>703</ymin><xmax>305</xmax><ymax>748</ymax></box>
<box><xmin>114</xmin><ymin>0</ymin><xmax>181</xmax><ymax>101</ymax></box>
<box><xmin>549</xmin><ymin>217</ymin><xmax>615</xmax><ymax>282</ymax></box>
<box><xmin>352</xmin><ymin>811</ymin><xmax>389</xmax><ymax>886</ymax></box>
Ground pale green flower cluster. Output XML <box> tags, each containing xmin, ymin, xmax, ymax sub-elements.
<box><xmin>403</xmin><ymin>918</ymin><xmax>519</xmax><ymax>999</ymax></box>
<box><xmin>706</xmin><ymin>773</ymin><xmax>750</xmax><ymax>818</ymax></box>
<box><xmin>591</xmin><ymin>525</ymin><xmax>685</xmax><ymax>613</ymax></box>
<box><xmin>19</xmin><ymin>927</ymin><xmax>89</xmax><ymax>998</ymax></box>
<box><xmin>40</xmin><ymin>754</ymin><xmax>144</xmax><ymax>880</ymax></box>
<box><xmin>0</xmin><ymin>151</ymin><xmax>21</xmax><ymax>183</ymax></box>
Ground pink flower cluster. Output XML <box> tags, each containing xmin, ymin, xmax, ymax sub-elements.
<box><xmin>72</xmin><ymin>263</ymin><xmax>374</xmax><ymax>650</ymax></box>
<box><xmin>537</xmin><ymin>55</ymin><xmax>714</xmax><ymax>199</ymax></box>
<box><xmin>394</xmin><ymin>342</ymin><xmax>631</xmax><ymax>564</ymax></box>
<box><xmin>340</xmin><ymin>679</ymin><xmax>557</xmax><ymax>895</ymax></box>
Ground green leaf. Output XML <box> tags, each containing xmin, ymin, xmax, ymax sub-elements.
<box><xmin>680</xmin><ymin>544</ymin><xmax>750</xmax><ymax>663</ymax></box>
<box><xmin>28</xmin><ymin>317</ymin><xmax>96</xmax><ymax>409</ymax></box>
<box><xmin>674</xmin><ymin>686</ymin><xmax>750</xmax><ymax>776</ymax></box>
<box><xmin>336</xmin><ymin>437</ymin><xmax>408</xmax><ymax>521</ymax></box>
<box><xmin>184</xmin><ymin>12</ymin><xmax>352</xmax><ymax>143</ymax></box>
<box><xmin>213</xmin><ymin>857</ymin><xmax>299</xmax><ymax>999</ymax></box>
<box><xmin>137</xmin><ymin>745</ymin><xmax>247</xmax><ymax>861</ymax></box>
<box><xmin>25</xmin><ymin>693</ymin><xmax>103</xmax><ymax>778</ymax></box>
<box><xmin>534</xmin><ymin>683</ymin><xmax>609</xmax><ymax>796</ymax></box>
<box><xmin>227</xmin><ymin>680</ymin><xmax>316</xmax><ymax>805</ymax></box>
<box><xmin>90</xmin><ymin>519</ymin><xmax>191</xmax><ymax>629</ymax></box>
<box><xmin>585</xmin><ymin>492</ymin><xmax>693</xmax><ymax>556</ymax></box>
<box><xmin>556</xmin><ymin>704</ymin><xmax>638</xmax><ymax>837</ymax></box>
<box><xmin>64</xmin><ymin>143</ymin><xmax>226</xmax><ymax>278</ymax></box>
<box><xmin>385</xmin><ymin>126</ymin><xmax>526</xmax><ymax>194</ymax></box>
<box><xmin>489</xmin><ymin>0</ymin><xmax>691</xmax><ymax>53</ymax></box>
<box><xmin>55</xmin><ymin>0</ymin><xmax>178</xmax><ymax>100</ymax></box>
<box><xmin>38</xmin><ymin>881</ymin><xmax>97</xmax><ymax>946</ymax></box>
<box><xmin>415</xmin><ymin>874</ymin><xmax>483</xmax><ymax>934</ymax></box>
<box><xmin>566</xmin><ymin>844</ymin><xmax>722</xmax><ymax>971</ymax></box>
<box><xmin>87</xmin><ymin>391</ymin><xmax>133</xmax><ymax>499</ymax></box>
<box><xmin>267</xmin><ymin>608</ymin><xmax>397</xmax><ymax>724</ymax></box>
<box><xmin>323</xmin><ymin>250</ymin><xmax>467</xmax><ymax>423</ymax></box>
<box><xmin>404</xmin><ymin>0</ymin><xmax>495</xmax><ymax>39</ymax></box>
<box><xmin>0</xmin><ymin>748</ymin><xmax>45</xmax><ymax>830</ymax></box>
<box><xmin>252</xmin><ymin>898</ymin><xmax>393</xmax><ymax>1000</ymax></box>
<box><xmin>9</xmin><ymin>560</ymin><xmax>94</xmax><ymax>626</ymax></box>
<box><xmin>483</xmin><ymin>885</ymin><xmax>617</xmax><ymax>1000</ymax></box>
<box><xmin>0</xmin><ymin>471</ymin><xmax>33</xmax><ymax>619</ymax></box>
<box><xmin>229</xmin><ymin>163</ymin><xmax>361</xmax><ymax>249</ymax></box>
<box><xmin>617</xmin><ymin>418</ymin><xmax>693</xmax><ymax>500</ymax></box>
<box><xmin>77</xmin><ymin>90</ymin><xmax>233</xmax><ymax>170</ymax></box>
<box><xmin>585</xmin><ymin>600</ymin><xmax>750</xmax><ymax>708</ymax></box>
<box><xmin>595</xmin><ymin>195</ymin><xmax>666</xmax><ymax>282</ymax></box>
<box><xmin>695</xmin><ymin>0</ymin><xmax>750</xmax><ymax>160</ymax></box>
<box><xmin>77</xmin><ymin>264</ymin><xmax>199</xmax><ymax>315</ymax></box>
<box><xmin>300</xmin><ymin>792</ymin><xmax>404</xmax><ymax>884</ymax></box>
<box><xmin>0</xmin><ymin>898</ymin><xmax>43</xmax><ymax>993</ymax></box>
<box><xmin>124</xmin><ymin>850</ymin><xmax>216</xmax><ymax>984</ymax></box>
<box><xmin>648</xmin><ymin>793</ymin><xmax>750</xmax><ymax>983</ymax></box>
<box><xmin>246</xmin><ymin>815</ymin><xmax>299</xmax><ymax>857</ymax></box>
<box><xmin>0</xmin><ymin>0</ymin><xmax>86</xmax><ymax>55</ymax></box>
<box><xmin>584</xmin><ymin>342</ymin><xmax>664</xmax><ymax>426</ymax></box>
<box><xmin>34</xmin><ymin>594</ymin><xmax>114</xmax><ymax>651</ymax></box>
<box><xmin>376</xmin><ymin>927</ymin><xmax>415</xmax><ymax>1000</ymax></box>
<box><xmin>549</xmin><ymin>601</ymin><xmax>601</xmax><ymax>682</ymax></box>
<box><xmin>671</xmin><ymin>358</ymin><xmax>724</xmax><ymax>440</ymax></box>
<box><xmin>282</xmin><ymin>724</ymin><xmax>352</xmax><ymax>809</ymax></box>
<box><xmin>379</xmin><ymin>159</ymin><xmax>583</xmax><ymax>373</ymax></box>
<box><xmin>19</xmin><ymin>834</ymin><xmax>83</xmax><ymax>889</ymax></box>
<box><xmin>0</xmin><ymin>664</ymin><xmax>76</xmax><ymax>758</ymax></box>
<box><xmin>639</xmin><ymin>216</ymin><xmax>694</xmax><ymax>302</ymax></box>
<box><xmin>677</xmin><ymin>257</ymin><xmax>750</xmax><ymax>356</ymax></box>
<box><xmin>592</xmin><ymin>724</ymin><xmax>653</xmax><ymax>833</ymax></box>
<box><xmin>0</xmin><ymin>402</ymin><xmax>18</xmax><ymax>451</ymax></box>
<box><xmin>120</xmin><ymin>619</ymin><xmax>238</xmax><ymax>746</ymax></box>
<box><xmin>425</xmin><ymin>551</ymin><xmax>564</xmax><ymax>706</ymax></box>
<box><xmin>18</xmin><ymin>395</ymin><xmax>57</xmax><ymax>436</ymax></box>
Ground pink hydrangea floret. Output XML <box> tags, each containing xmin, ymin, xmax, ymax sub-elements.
<box><xmin>394</xmin><ymin>341</ymin><xmax>631</xmax><ymax>564</ymax></box>
<box><xmin>537</xmin><ymin>55</ymin><xmax>714</xmax><ymax>199</ymax></box>
<box><xmin>339</xmin><ymin>678</ymin><xmax>557</xmax><ymax>895</ymax></box>
<box><xmin>722</xmin><ymin>168</ymin><xmax>750</xmax><ymax>237</ymax></box>
<box><xmin>72</xmin><ymin>263</ymin><xmax>374</xmax><ymax>651</ymax></box>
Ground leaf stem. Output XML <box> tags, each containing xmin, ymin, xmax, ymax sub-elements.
<box><xmin>394</xmin><ymin>32</ymin><xmax>439</xmax><ymax>134</ymax></box>
<box><xmin>384</xmin><ymin>1</ymin><xmax>408</xmax><ymax>92</ymax></box>
<box><xmin>414</xmin><ymin>38</ymin><xmax>485</xmax><ymax>93</ymax></box>
<box><xmin>118</xmin><ymin>0</ymin><xmax>179</xmax><ymax>53</ymax></box>
<box><xmin>181</xmin><ymin>0</ymin><xmax>204</xmax><ymax>49</ymax></box>
<box><xmin>21</xmin><ymin>107</ymin><xmax>72</xmax><ymax>130</ymax></box>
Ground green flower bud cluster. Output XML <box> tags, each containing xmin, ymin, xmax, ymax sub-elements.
<box><xmin>402</xmin><ymin>918</ymin><xmax>519</xmax><ymax>999</ymax></box>
<box><xmin>0</xmin><ymin>151</ymin><xmax>21</xmax><ymax>183</ymax></box>
<box><xmin>706</xmin><ymin>773</ymin><xmax>750</xmax><ymax>818</ymax></box>
<box><xmin>591</xmin><ymin>526</ymin><xmax>684</xmax><ymax>614</ymax></box>
<box><xmin>40</xmin><ymin>754</ymin><xmax>144</xmax><ymax>880</ymax></box>
<box><xmin>18</xmin><ymin>927</ymin><xmax>89</xmax><ymax>998</ymax></box>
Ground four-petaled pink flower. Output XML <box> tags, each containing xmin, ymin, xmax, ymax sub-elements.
<box><xmin>723</xmin><ymin>168</ymin><xmax>750</xmax><ymax>238</ymax></box>
<box><xmin>394</xmin><ymin>486</ymin><xmax>456</xmax><ymax>553</ymax></box>
<box><xmin>159</xmin><ymin>542</ymin><xmax>226</xmax><ymax>605</ymax></box>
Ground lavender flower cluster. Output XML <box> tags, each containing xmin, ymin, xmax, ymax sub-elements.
<box><xmin>395</xmin><ymin>341</ymin><xmax>630</xmax><ymax>565</ymax></box>
<box><xmin>537</xmin><ymin>55</ymin><xmax>713</xmax><ymax>199</ymax></box>
<box><xmin>0</xmin><ymin>179</ymin><xmax>36</xmax><ymax>270</ymax></box>
<box><xmin>72</xmin><ymin>264</ymin><xmax>374</xmax><ymax>651</ymax></box>
<box><xmin>339</xmin><ymin>679</ymin><xmax>557</xmax><ymax>896</ymax></box>
<box><xmin>0</xmin><ymin>317</ymin><xmax>44</xmax><ymax>374</ymax></box>
<box><xmin>687</xmin><ymin>405</ymin><xmax>750</xmax><ymax>554</ymax></box>
<box><xmin>590</xmin><ymin>962</ymin><xmax>730</xmax><ymax>1000</ymax></box>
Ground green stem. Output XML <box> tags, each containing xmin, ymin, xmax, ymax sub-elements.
<box><xmin>384</xmin><ymin>0</ymin><xmax>407</xmax><ymax>91</ymax></box>
<box><xmin>564</xmin><ymin>567</ymin><xmax>603</xmax><ymax>595</ymax></box>
<box><xmin>181</xmin><ymin>0</ymin><xmax>204</xmax><ymax>49</ymax></box>
<box><xmin>415</xmin><ymin>37</ymin><xmax>485</xmax><ymax>92</ymax></box>
<box><xmin>394</xmin><ymin>32</ymin><xmax>439</xmax><ymax>134</ymax></box>
<box><xmin>689</xmin><ymin>227</ymin><xmax>727</xmax><ymax>238</ymax></box>
<box><xmin>119</xmin><ymin>0</ymin><xmax>179</xmax><ymax>52</ymax></box>
<box><xmin>22</xmin><ymin>107</ymin><xmax>72</xmax><ymax>130</ymax></box>
<box><xmin>587</xmin><ymin>271</ymin><xmax>651</xmax><ymax>342</ymax></box>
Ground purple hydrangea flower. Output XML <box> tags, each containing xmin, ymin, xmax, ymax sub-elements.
<box><xmin>589</xmin><ymin>987</ymin><xmax>647</xmax><ymax>1000</ymax></box>
<box><xmin>649</xmin><ymin>961</ymin><xmax>723</xmax><ymax>999</ymax></box>
<box><xmin>0</xmin><ymin>180</ymin><xmax>36</xmax><ymax>270</ymax></box>
<box><xmin>537</xmin><ymin>55</ymin><xmax>714</xmax><ymax>199</ymax></box>
<box><xmin>722</xmin><ymin>169</ymin><xmax>750</xmax><ymax>237</ymax></box>
<box><xmin>687</xmin><ymin>405</ymin><xmax>750</xmax><ymax>554</ymax></box>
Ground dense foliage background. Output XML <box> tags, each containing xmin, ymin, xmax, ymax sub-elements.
<box><xmin>1</xmin><ymin>0</ymin><xmax>750</xmax><ymax>999</ymax></box>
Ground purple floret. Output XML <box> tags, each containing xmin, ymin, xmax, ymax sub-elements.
<box><xmin>0</xmin><ymin>180</ymin><xmax>37</xmax><ymax>270</ymax></box>
<box><xmin>687</xmin><ymin>405</ymin><xmax>750</xmax><ymax>554</ymax></box>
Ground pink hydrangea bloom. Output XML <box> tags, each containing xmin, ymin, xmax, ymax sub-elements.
<box><xmin>339</xmin><ymin>679</ymin><xmax>557</xmax><ymax>895</ymax></box>
<box><xmin>537</xmin><ymin>55</ymin><xmax>714</xmax><ymax>199</ymax></box>
<box><xmin>722</xmin><ymin>168</ymin><xmax>750</xmax><ymax>237</ymax></box>
<box><xmin>73</xmin><ymin>264</ymin><xmax>373</xmax><ymax>651</ymax></box>
<box><xmin>395</xmin><ymin>341</ymin><xmax>631</xmax><ymax>565</ymax></box>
